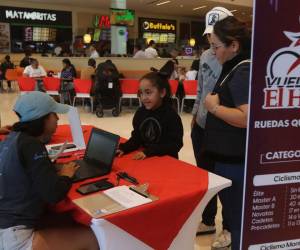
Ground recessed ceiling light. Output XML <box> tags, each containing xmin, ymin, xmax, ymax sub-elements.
<box><xmin>180</xmin><ymin>4</ymin><xmax>183</xmax><ymax>8</ymax></box>
<box><xmin>193</xmin><ymin>5</ymin><xmax>207</xmax><ymax>11</ymax></box>
<box><xmin>230</xmin><ymin>9</ymin><xmax>238</xmax><ymax>13</ymax></box>
<box><xmin>242</xmin><ymin>12</ymin><xmax>246</xmax><ymax>15</ymax></box>
<box><xmin>156</xmin><ymin>1</ymin><xmax>171</xmax><ymax>6</ymax></box>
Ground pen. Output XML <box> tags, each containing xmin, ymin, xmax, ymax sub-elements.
<box><xmin>129</xmin><ymin>187</ymin><xmax>149</xmax><ymax>198</ymax></box>
<box><xmin>116</xmin><ymin>172</ymin><xmax>139</xmax><ymax>185</ymax></box>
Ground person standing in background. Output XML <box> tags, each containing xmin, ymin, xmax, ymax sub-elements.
<box><xmin>19</xmin><ymin>51</ymin><xmax>32</xmax><ymax>68</ymax></box>
<box><xmin>0</xmin><ymin>55</ymin><xmax>14</xmax><ymax>92</ymax></box>
<box><xmin>191</xmin><ymin>6</ymin><xmax>233</xmax><ymax>250</ymax></box>
<box><xmin>145</xmin><ymin>40</ymin><xmax>158</xmax><ymax>58</ymax></box>
<box><xmin>133</xmin><ymin>44</ymin><xmax>147</xmax><ymax>58</ymax></box>
<box><xmin>89</xmin><ymin>45</ymin><xmax>99</xmax><ymax>59</ymax></box>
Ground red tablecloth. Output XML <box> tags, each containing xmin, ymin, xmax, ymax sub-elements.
<box><xmin>52</xmin><ymin>125</ymin><xmax>208</xmax><ymax>250</ymax></box>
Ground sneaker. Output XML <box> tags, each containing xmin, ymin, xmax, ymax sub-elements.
<box><xmin>211</xmin><ymin>230</ymin><xmax>231</xmax><ymax>249</ymax></box>
<box><xmin>196</xmin><ymin>222</ymin><xmax>216</xmax><ymax>235</ymax></box>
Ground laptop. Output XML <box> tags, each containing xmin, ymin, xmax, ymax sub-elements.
<box><xmin>72</xmin><ymin>127</ymin><xmax>120</xmax><ymax>182</ymax></box>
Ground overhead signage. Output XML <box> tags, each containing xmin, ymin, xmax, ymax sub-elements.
<box><xmin>139</xmin><ymin>18</ymin><xmax>176</xmax><ymax>33</ymax></box>
<box><xmin>0</xmin><ymin>6</ymin><xmax>72</xmax><ymax>26</ymax></box>
<box><xmin>94</xmin><ymin>15</ymin><xmax>110</xmax><ymax>29</ymax></box>
<box><xmin>5</xmin><ymin>10</ymin><xmax>56</xmax><ymax>22</ymax></box>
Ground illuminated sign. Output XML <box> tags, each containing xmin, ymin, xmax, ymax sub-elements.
<box><xmin>142</xmin><ymin>21</ymin><xmax>175</xmax><ymax>31</ymax></box>
<box><xmin>0</xmin><ymin>7</ymin><xmax>72</xmax><ymax>26</ymax></box>
<box><xmin>139</xmin><ymin>18</ymin><xmax>176</xmax><ymax>33</ymax></box>
<box><xmin>5</xmin><ymin>10</ymin><xmax>56</xmax><ymax>21</ymax></box>
<box><xmin>94</xmin><ymin>15</ymin><xmax>110</xmax><ymax>28</ymax></box>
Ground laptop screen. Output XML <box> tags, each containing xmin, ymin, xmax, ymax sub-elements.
<box><xmin>85</xmin><ymin>128</ymin><xmax>119</xmax><ymax>167</ymax></box>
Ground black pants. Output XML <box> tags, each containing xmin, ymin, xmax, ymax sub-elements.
<box><xmin>191</xmin><ymin>123</ymin><xmax>229</xmax><ymax>229</ymax></box>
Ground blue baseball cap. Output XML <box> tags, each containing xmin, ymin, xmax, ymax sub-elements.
<box><xmin>14</xmin><ymin>91</ymin><xmax>70</xmax><ymax>122</ymax></box>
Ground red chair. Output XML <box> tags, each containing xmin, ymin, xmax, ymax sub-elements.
<box><xmin>168</xmin><ymin>79</ymin><xmax>180</xmax><ymax>112</ymax></box>
<box><xmin>181</xmin><ymin>80</ymin><xmax>197</xmax><ymax>113</ymax></box>
<box><xmin>43</xmin><ymin>77</ymin><xmax>61</xmax><ymax>96</ymax></box>
<box><xmin>73</xmin><ymin>79</ymin><xmax>93</xmax><ymax>112</ymax></box>
<box><xmin>5</xmin><ymin>69</ymin><xmax>18</xmax><ymax>91</ymax></box>
<box><xmin>17</xmin><ymin>77</ymin><xmax>36</xmax><ymax>95</ymax></box>
<box><xmin>16</xmin><ymin>67</ymin><xmax>24</xmax><ymax>77</ymax></box>
<box><xmin>119</xmin><ymin>79</ymin><xmax>141</xmax><ymax>112</ymax></box>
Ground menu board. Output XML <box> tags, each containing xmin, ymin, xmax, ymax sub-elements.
<box><xmin>241</xmin><ymin>0</ymin><xmax>300</xmax><ymax>249</ymax></box>
<box><xmin>143</xmin><ymin>32</ymin><xmax>175</xmax><ymax>44</ymax></box>
<box><xmin>24</xmin><ymin>27</ymin><xmax>56</xmax><ymax>42</ymax></box>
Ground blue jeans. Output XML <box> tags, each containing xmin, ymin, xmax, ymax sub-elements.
<box><xmin>215</xmin><ymin>162</ymin><xmax>245</xmax><ymax>250</ymax></box>
<box><xmin>191</xmin><ymin>123</ymin><xmax>218</xmax><ymax>226</ymax></box>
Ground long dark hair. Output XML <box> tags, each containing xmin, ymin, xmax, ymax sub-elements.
<box><xmin>12</xmin><ymin>113</ymin><xmax>51</xmax><ymax>137</ymax></box>
<box><xmin>214</xmin><ymin>16</ymin><xmax>251</xmax><ymax>56</ymax></box>
<box><xmin>139</xmin><ymin>71</ymin><xmax>171</xmax><ymax>104</ymax></box>
<box><xmin>159</xmin><ymin>59</ymin><xmax>178</xmax><ymax>79</ymax></box>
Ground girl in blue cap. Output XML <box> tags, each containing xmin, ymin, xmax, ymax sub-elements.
<box><xmin>0</xmin><ymin>92</ymin><xmax>99</xmax><ymax>250</ymax></box>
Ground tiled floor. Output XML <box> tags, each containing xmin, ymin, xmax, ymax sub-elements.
<box><xmin>0</xmin><ymin>89</ymin><xmax>225</xmax><ymax>250</ymax></box>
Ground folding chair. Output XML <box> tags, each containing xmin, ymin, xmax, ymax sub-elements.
<box><xmin>168</xmin><ymin>79</ymin><xmax>180</xmax><ymax>112</ymax></box>
<box><xmin>119</xmin><ymin>79</ymin><xmax>141</xmax><ymax>113</ymax></box>
<box><xmin>43</xmin><ymin>77</ymin><xmax>61</xmax><ymax>96</ymax></box>
<box><xmin>181</xmin><ymin>80</ymin><xmax>197</xmax><ymax>113</ymax></box>
<box><xmin>73</xmin><ymin>79</ymin><xmax>93</xmax><ymax>112</ymax></box>
<box><xmin>16</xmin><ymin>67</ymin><xmax>24</xmax><ymax>77</ymax></box>
<box><xmin>5</xmin><ymin>69</ymin><xmax>18</xmax><ymax>91</ymax></box>
<box><xmin>17</xmin><ymin>77</ymin><xmax>36</xmax><ymax>95</ymax></box>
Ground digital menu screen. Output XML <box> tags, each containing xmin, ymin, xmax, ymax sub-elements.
<box><xmin>24</xmin><ymin>26</ymin><xmax>56</xmax><ymax>42</ymax></box>
<box><xmin>143</xmin><ymin>32</ymin><xmax>175</xmax><ymax>44</ymax></box>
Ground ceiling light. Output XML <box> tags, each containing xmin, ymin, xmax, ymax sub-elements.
<box><xmin>83</xmin><ymin>34</ymin><xmax>92</xmax><ymax>44</ymax></box>
<box><xmin>180</xmin><ymin>4</ymin><xmax>183</xmax><ymax>8</ymax></box>
<box><xmin>156</xmin><ymin>1</ymin><xmax>171</xmax><ymax>6</ymax></box>
<box><xmin>230</xmin><ymin>9</ymin><xmax>238</xmax><ymax>13</ymax></box>
<box><xmin>193</xmin><ymin>5</ymin><xmax>207</xmax><ymax>11</ymax></box>
<box><xmin>189</xmin><ymin>38</ymin><xmax>196</xmax><ymax>47</ymax></box>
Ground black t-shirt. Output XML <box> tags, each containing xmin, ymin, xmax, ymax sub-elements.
<box><xmin>119</xmin><ymin>104</ymin><xmax>183</xmax><ymax>158</ymax></box>
<box><xmin>228</xmin><ymin>64</ymin><xmax>250</xmax><ymax>107</ymax></box>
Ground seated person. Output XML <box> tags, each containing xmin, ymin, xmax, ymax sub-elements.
<box><xmin>23</xmin><ymin>58</ymin><xmax>46</xmax><ymax>78</ymax></box>
<box><xmin>0</xmin><ymin>91</ymin><xmax>99</xmax><ymax>250</ymax></box>
<box><xmin>81</xmin><ymin>58</ymin><xmax>96</xmax><ymax>80</ymax></box>
<box><xmin>23</xmin><ymin>58</ymin><xmax>47</xmax><ymax>92</ymax></box>
<box><xmin>117</xmin><ymin>72</ymin><xmax>183</xmax><ymax>160</ymax></box>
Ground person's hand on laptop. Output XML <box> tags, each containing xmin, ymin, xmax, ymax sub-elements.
<box><xmin>116</xmin><ymin>149</ymin><xmax>124</xmax><ymax>157</ymax></box>
<box><xmin>133</xmin><ymin>151</ymin><xmax>146</xmax><ymax>160</ymax></box>
<box><xmin>58</xmin><ymin>162</ymin><xmax>80</xmax><ymax>178</ymax></box>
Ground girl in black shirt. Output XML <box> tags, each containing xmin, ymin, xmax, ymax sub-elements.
<box><xmin>117</xmin><ymin>72</ymin><xmax>183</xmax><ymax>160</ymax></box>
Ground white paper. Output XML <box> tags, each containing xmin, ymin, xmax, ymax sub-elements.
<box><xmin>67</xmin><ymin>107</ymin><xmax>86</xmax><ymax>149</ymax></box>
<box><xmin>48</xmin><ymin>141</ymin><xmax>68</xmax><ymax>161</ymax></box>
<box><xmin>104</xmin><ymin>186</ymin><xmax>152</xmax><ymax>209</ymax></box>
<box><xmin>46</xmin><ymin>107</ymin><xmax>85</xmax><ymax>154</ymax></box>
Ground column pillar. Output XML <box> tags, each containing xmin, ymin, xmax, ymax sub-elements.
<box><xmin>110</xmin><ymin>0</ymin><xmax>127</xmax><ymax>55</ymax></box>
